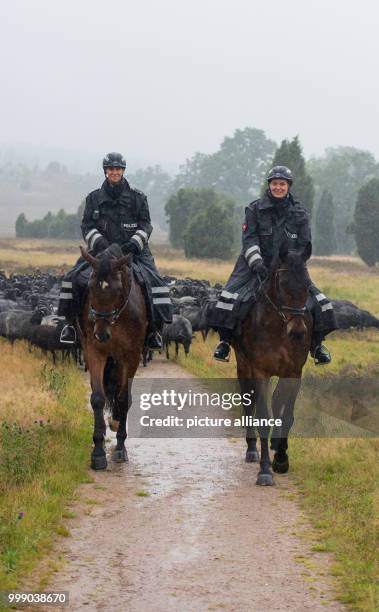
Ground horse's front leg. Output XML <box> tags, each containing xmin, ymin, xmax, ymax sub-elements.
<box><xmin>254</xmin><ymin>378</ymin><xmax>273</xmax><ymax>486</ymax></box>
<box><xmin>87</xmin><ymin>351</ymin><xmax>107</xmax><ymax>470</ymax></box>
<box><xmin>271</xmin><ymin>378</ymin><xmax>301</xmax><ymax>474</ymax></box>
<box><xmin>239</xmin><ymin>377</ymin><xmax>259</xmax><ymax>463</ymax></box>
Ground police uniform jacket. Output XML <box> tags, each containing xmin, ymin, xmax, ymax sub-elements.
<box><xmin>81</xmin><ymin>178</ymin><xmax>153</xmax><ymax>256</ymax></box>
<box><xmin>242</xmin><ymin>191</ymin><xmax>312</xmax><ymax>270</ymax></box>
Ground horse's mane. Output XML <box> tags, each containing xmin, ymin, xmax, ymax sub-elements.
<box><xmin>96</xmin><ymin>244</ymin><xmax>124</xmax><ymax>282</ymax></box>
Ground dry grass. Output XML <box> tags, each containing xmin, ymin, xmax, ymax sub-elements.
<box><xmin>0</xmin><ymin>339</ymin><xmax>90</xmax><ymax>592</ymax></box>
<box><xmin>0</xmin><ymin>342</ymin><xmax>58</xmax><ymax>425</ymax></box>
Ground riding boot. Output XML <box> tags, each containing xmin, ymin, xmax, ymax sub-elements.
<box><xmin>145</xmin><ymin>321</ymin><xmax>163</xmax><ymax>351</ymax></box>
<box><xmin>310</xmin><ymin>332</ymin><xmax>331</xmax><ymax>365</ymax></box>
<box><xmin>213</xmin><ymin>329</ymin><xmax>233</xmax><ymax>362</ymax></box>
<box><xmin>147</xmin><ymin>330</ymin><xmax>163</xmax><ymax>351</ymax></box>
<box><xmin>60</xmin><ymin>316</ymin><xmax>77</xmax><ymax>345</ymax></box>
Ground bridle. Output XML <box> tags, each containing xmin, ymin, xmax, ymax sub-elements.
<box><xmin>260</xmin><ymin>268</ymin><xmax>307</xmax><ymax>323</ymax></box>
<box><xmin>89</xmin><ymin>275</ymin><xmax>131</xmax><ymax>326</ymax></box>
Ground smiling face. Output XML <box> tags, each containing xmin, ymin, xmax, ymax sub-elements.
<box><xmin>105</xmin><ymin>166</ymin><xmax>124</xmax><ymax>185</ymax></box>
<box><xmin>269</xmin><ymin>179</ymin><xmax>290</xmax><ymax>199</ymax></box>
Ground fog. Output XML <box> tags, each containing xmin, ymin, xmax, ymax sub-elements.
<box><xmin>0</xmin><ymin>0</ymin><xmax>378</xmax><ymax>169</ymax></box>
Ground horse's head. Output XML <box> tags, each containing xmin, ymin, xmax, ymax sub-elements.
<box><xmin>80</xmin><ymin>244</ymin><xmax>132</xmax><ymax>343</ymax></box>
<box><xmin>269</xmin><ymin>241</ymin><xmax>312</xmax><ymax>341</ymax></box>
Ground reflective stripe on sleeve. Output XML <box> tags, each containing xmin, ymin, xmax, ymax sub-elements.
<box><xmin>130</xmin><ymin>234</ymin><xmax>144</xmax><ymax>250</ymax></box>
<box><xmin>85</xmin><ymin>228</ymin><xmax>98</xmax><ymax>242</ymax></box>
<box><xmin>61</xmin><ymin>281</ymin><xmax>72</xmax><ymax>288</ymax></box>
<box><xmin>136</xmin><ymin>229</ymin><xmax>148</xmax><ymax>242</ymax></box>
<box><xmin>321</xmin><ymin>303</ymin><xmax>333</xmax><ymax>312</ymax></box>
<box><xmin>245</xmin><ymin>245</ymin><xmax>261</xmax><ymax>259</ymax></box>
<box><xmin>59</xmin><ymin>293</ymin><xmax>73</xmax><ymax>299</ymax></box>
<box><xmin>248</xmin><ymin>252</ymin><xmax>262</xmax><ymax>267</ymax></box>
<box><xmin>153</xmin><ymin>297</ymin><xmax>172</xmax><ymax>305</ymax></box>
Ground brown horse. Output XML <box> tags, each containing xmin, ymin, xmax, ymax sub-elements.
<box><xmin>79</xmin><ymin>245</ymin><xmax>147</xmax><ymax>470</ymax></box>
<box><xmin>234</xmin><ymin>242</ymin><xmax>312</xmax><ymax>486</ymax></box>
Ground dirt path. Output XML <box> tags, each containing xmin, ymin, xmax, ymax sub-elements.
<box><xmin>43</xmin><ymin>356</ymin><xmax>344</xmax><ymax>612</ymax></box>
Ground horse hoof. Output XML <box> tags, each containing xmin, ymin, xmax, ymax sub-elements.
<box><xmin>256</xmin><ymin>472</ymin><xmax>274</xmax><ymax>486</ymax></box>
<box><xmin>112</xmin><ymin>448</ymin><xmax>128</xmax><ymax>463</ymax></box>
<box><xmin>108</xmin><ymin>417</ymin><xmax>120</xmax><ymax>432</ymax></box>
<box><xmin>91</xmin><ymin>455</ymin><xmax>107</xmax><ymax>470</ymax></box>
<box><xmin>245</xmin><ymin>450</ymin><xmax>260</xmax><ymax>463</ymax></box>
<box><xmin>272</xmin><ymin>456</ymin><xmax>289</xmax><ymax>474</ymax></box>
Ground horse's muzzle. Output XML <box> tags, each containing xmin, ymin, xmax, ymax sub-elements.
<box><xmin>94</xmin><ymin>328</ymin><xmax>111</xmax><ymax>343</ymax></box>
<box><xmin>287</xmin><ymin>318</ymin><xmax>307</xmax><ymax>341</ymax></box>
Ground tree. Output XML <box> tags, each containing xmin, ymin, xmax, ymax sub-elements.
<box><xmin>175</xmin><ymin>127</ymin><xmax>276</xmax><ymax>203</ymax></box>
<box><xmin>313</xmin><ymin>190</ymin><xmax>337</xmax><ymax>255</ymax></box>
<box><xmin>165</xmin><ymin>188</ymin><xmax>203</xmax><ymax>248</ymax></box>
<box><xmin>307</xmin><ymin>147</ymin><xmax>379</xmax><ymax>254</ymax></box>
<box><xmin>15</xmin><ymin>213</ymin><xmax>27</xmax><ymax>237</ymax></box>
<box><xmin>351</xmin><ymin>178</ymin><xmax>379</xmax><ymax>266</ymax></box>
<box><xmin>165</xmin><ymin>187</ymin><xmax>239</xmax><ymax>257</ymax></box>
<box><xmin>184</xmin><ymin>200</ymin><xmax>236</xmax><ymax>259</ymax></box>
<box><xmin>268</xmin><ymin>136</ymin><xmax>314</xmax><ymax>216</ymax></box>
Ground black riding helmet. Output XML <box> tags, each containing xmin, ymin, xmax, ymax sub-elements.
<box><xmin>267</xmin><ymin>166</ymin><xmax>293</xmax><ymax>185</ymax></box>
<box><xmin>103</xmin><ymin>152</ymin><xmax>126</xmax><ymax>170</ymax></box>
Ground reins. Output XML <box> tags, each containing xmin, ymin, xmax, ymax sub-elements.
<box><xmin>259</xmin><ymin>268</ymin><xmax>307</xmax><ymax>323</ymax></box>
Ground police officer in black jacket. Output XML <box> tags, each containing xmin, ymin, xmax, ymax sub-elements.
<box><xmin>59</xmin><ymin>152</ymin><xmax>172</xmax><ymax>348</ymax></box>
<box><xmin>210</xmin><ymin>166</ymin><xmax>336</xmax><ymax>363</ymax></box>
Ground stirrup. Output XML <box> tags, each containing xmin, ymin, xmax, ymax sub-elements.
<box><xmin>147</xmin><ymin>331</ymin><xmax>162</xmax><ymax>351</ymax></box>
<box><xmin>60</xmin><ymin>324</ymin><xmax>77</xmax><ymax>345</ymax></box>
<box><xmin>313</xmin><ymin>344</ymin><xmax>331</xmax><ymax>365</ymax></box>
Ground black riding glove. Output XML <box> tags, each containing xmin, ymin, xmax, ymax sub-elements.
<box><xmin>92</xmin><ymin>237</ymin><xmax>109</xmax><ymax>255</ymax></box>
<box><xmin>122</xmin><ymin>241</ymin><xmax>140</xmax><ymax>256</ymax></box>
<box><xmin>252</xmin><ymin>261</ymin><xmax>268</xmax><ymax>281</ymax></box>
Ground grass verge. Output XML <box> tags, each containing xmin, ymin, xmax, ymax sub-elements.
<box><xmin>0</xmin><ymin>340</ymin><xmax>91</xmax><ymax>603</ymax></box>
<box><xmin>175</xmin><ymin>335</ymin><xmax>379</xmax><ymax>611</ymax></box>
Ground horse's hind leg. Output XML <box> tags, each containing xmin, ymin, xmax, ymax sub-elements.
<box><xmin>271</xmin><ymin>378</ymin><xmax>301</xmax><ymax>474</ymax></box>
<box><xmin>112</xmin><ymin>360</ymin><xmax>139</xmax><ymax>463</ymax></box>
<box><xmin>88</xmin><ymin>354</ymin><xmax>107</xmax><ymax>470</ymax></box>
<box><xmin>111</xmin><ymin>390</ymin><xmax>129</xmax><ymax>463</ymax></box>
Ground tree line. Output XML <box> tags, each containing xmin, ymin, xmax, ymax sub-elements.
<box><xmin>13</xmin><ymin>128</ymin><xmax>379</xmax><ymax>266</ymax></box>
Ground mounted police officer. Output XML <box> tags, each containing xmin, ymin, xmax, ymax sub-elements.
<box><xmin>58</xmin><ymin>152</ymin><xmax>172</xmax><ymax>348</ymax></box>
<box><xmin>210</xmin><ymin>166</ymin><xmax>336</xmax><ymax>363</ymax></box>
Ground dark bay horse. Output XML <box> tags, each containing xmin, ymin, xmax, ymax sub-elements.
<box><xmin>79</xmin><ymin>245</ymin><xmax>147</xmax><ymax>470</ymax></box>
<box><xmin>234</xmin><ymin>242</ymin><xmax>312</xmax><ymax>486</ymax></box>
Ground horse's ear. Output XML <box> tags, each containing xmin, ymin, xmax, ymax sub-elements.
<box><xmin>80</xmin><ymin>245</ymin><xmax>99</xmax><ymax>268</ymax></box>
<box><xmin>279</xmin><ymin>240</ymin><xmax>289</xmax><ymax>261</ymax></box>
<box><xmin>302</xmin><ymin>242</ymin><xmax>312</xmax><ymax>261</ymax></box>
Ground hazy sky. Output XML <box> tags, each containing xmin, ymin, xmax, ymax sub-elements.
<box><xmin>1</xmin><ymin>0</ymin><xmax>378</xmax><ymax>168</ymax></box>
